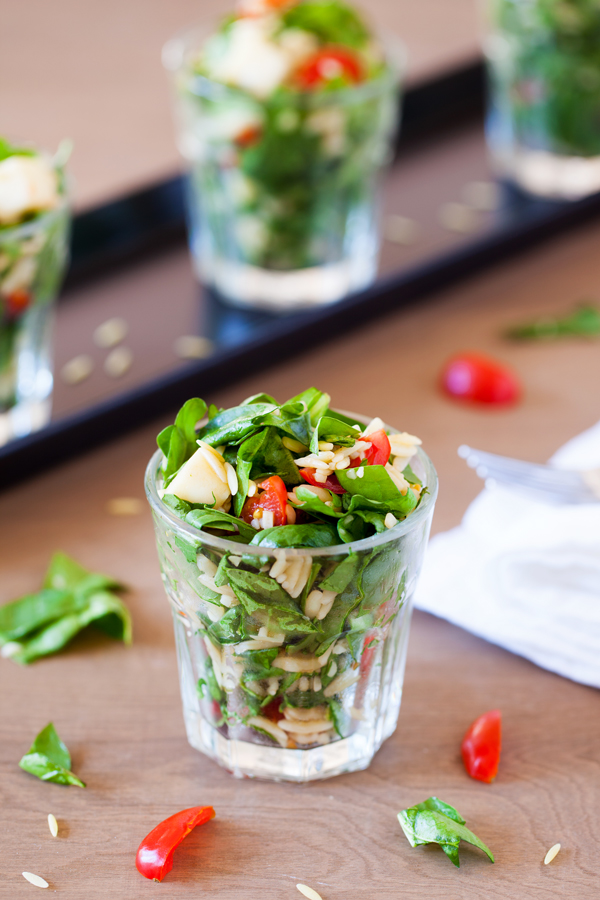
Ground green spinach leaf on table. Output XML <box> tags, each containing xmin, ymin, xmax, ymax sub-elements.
<box><xmin>398</xmin><ymin>797</ymin><xmax>494</xmax><ymax>868</ymax></box>
<box><xmin>19</xmin><ymin>722</ymin><xmax>85</xmax><ymax>787</ymax></box>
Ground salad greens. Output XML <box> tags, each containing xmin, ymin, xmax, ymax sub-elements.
<box><xmin>0</xmin><ymin>552</ymin><xmax>131</xmax><ymax>664</ymax></box>
<box><xmin>505</xmin><ymin>302</ymin><xmax>600</xmax><ymax>340</ymax></box>
<box><xmin>398</xmin><ymin>797</ymin><xmax>494</xmax><ymax>868</ymax></box>
<box><xmin>489</xmin><ymin>0</ymin><xmax>600</xmax><ymax>159</ymax></box>
<box><xmin>19</xmin><ymin>722</ymin><xmax>85</xmax><ymax>787</ymax></box>
<box><xmin>177</xmin><ymin>0</ymin><xmax>399</xmax><ymax>294</ymax></box>
<box><xmin>152</xmin><ymin>386</ymin><xmax>427</xmax><ymax>751</ymax></box>
<box><xmin>0</xmin><ymin>136</ymin><xmax>70</xmax><ymax>412</ymax></box>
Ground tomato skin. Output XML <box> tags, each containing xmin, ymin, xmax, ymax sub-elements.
<box><xmin>299</xmin><ymin>466</ymin><xmax>346</xmax><ymax>494</ymax></box>
<box><xmin>135</xmin><ymin>806</ymin><xmax>215</xmax><ymax>882</ymax></box>
<box><xmin>234</xmin><ymin>125</ymin><xmax>262</xmax><ymax>148</ymax></box>
<box><xmin>363</xmin><ymin>429</ymin><xmax>391</xmax><ymax>467</ymax></box>
<box><xmin>241</xmin><ymin>475</ymin><xmax>288</xmax><ymax>525</ymax></box>
<box><xmin>262</xmin><ymin>696</ymin><xmax>284</xmax><ymax>722</ymax></box>
<box><xmin>5</xmin><ymin>289</ymin><xmax>31</xmax><ymax>318</ymax></box>
<box><xmin>441</xmin><ymin>353</ymin><xmax>521</xmax><ymax>405</ymax></box>
<box><xmin>295</xmin><ymin>47</ymin><xmax>363</xmax><ymax>90</ymax></box>
<box><xmin>461</xmin><ymin>709</ymin><xmax>502</xmax><ymax>783</ymax></box>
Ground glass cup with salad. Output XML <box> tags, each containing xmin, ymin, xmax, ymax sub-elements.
<box><xmin>163</xmin><ymin>0</ymin><xmax>403</xmax><ymax>310</ymax></box>
<box><xmin>0</xmin><ymin>137</ymin><xmax>70</xmax><ymax>444</ymax></box>
<box><xmin>484</xmin><ymin>0</ymin><xmax>600</xmax><ymax>199</ymax></box>
<box><xmin>145</xmin><ymin>388</ymin><xmax>437</xmax><ymax>782</ymax></box>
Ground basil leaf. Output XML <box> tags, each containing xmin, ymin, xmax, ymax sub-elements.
<box><xmin>338</xmin><ymin>466</ymin><xmax>418</xmax><ymax>516</ymax></box>
<box><xmin>19</xmin><ymin>722</ymin><xmax>85</xmax><ymax>788</ymax></box>
<box><xmin>159</xmin><ymin>398</ymin><xmax>207</xmax><ymax>483</ymax></box>
<box><xmin>398</xmin><ymin>797</ymin><xmax>494</xmax><ymax>868</ymax></box>
<box><xmin>249</xmin><ymin>522</ymin><xmax>338</xmax><ymax>549</ymax></box>
<box><xmin>310</xmin><ymin>415</ymin><xmax>358</xmax><ymax>453</ymax></box>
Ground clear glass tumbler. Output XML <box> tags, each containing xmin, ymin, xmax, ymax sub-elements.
<box><xmin>484</xmin><ymin>0</ymin><xmax>600</xmax><ymax>199</ymax></box>
<box><xmin>163</xmin><ymin>26</ymin><xmax>402</xmax><ymax>310</ymax></box>
<box><xmin>0</xmin><ymin>198</ymin><xmax>70</xmax><ymax>444</ymax></box>
<box><xmin>145</xmin><ymin>437</ymin><xmax>437</xmax><ymax>782</ymax></box>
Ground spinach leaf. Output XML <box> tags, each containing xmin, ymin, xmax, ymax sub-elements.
<box><xmin>402</xmin><ymin>463</ymin><xmax>422</xmax><ymax>487</ymax></box>
<box><xmin>320</xmin><ymin>553</ymin><xmax>360</xmax><ymax>593</ymax></box>
<box><xmin>197</xmin><ymin>402</ymin><xmax>278</xmax><ymax>446</ymax></box>
<box><xmin>506</xmin><ymin>303</ymin><xmax>600</xmax><ymax>340</ymax></box>
<box><xmin>282</xmin><ymin>0</ymin><xmax>370</xmax><ymax>49</ymax></box>
<box><xmin>310</xmin><ymin>415</ymin><xmax>358</xmax><ymax>452</ymax></box>
<box><xmin>174</xmin><ymin>534</ymin><xmax>199</xmax><ymax>565</ymax></box>
<box><xmin>226</xmin><ymin>569</ymin><xmax>315</xmax><ymax>635</ymax></box>
<box><xmin>185</xmin><ymin>507</ymin><xmax>256</xmax><ymax>542</ymax></box>
<box><xmin>294</xmin><ymin>485</ymin><xmax>344</xmax><ymax>518</ymax></box>
<box><xmin>249</xmin><ymin>522</ymin><xmax>338</xmax><ymax>550</ymax></box>
<box><xmin>19</xmin><ymin>722</ymin><xmax>85</xmax><ymax>788</ymax></box>
<box><xmin>317</xmin><ymin>551</ymin><xmax>371</xmax><ymax>634</ymax></box>
<box><xmin>238</xmin><ymin>427</ymin><xmax>300</xmax><ymax>487</ymax></box>
<box><xmin>338</xmin><ymin>466</ymin><xmax>418</xmax><ymax>516</ymax></box>
<box><xmin>209</xmin><ymin>607</ymin><xmax>243</xmax><ymax>644</ymax></box>
<box><xmin>243</xmin><ymin>392</ymin><xmax>278</xmax><ymax>404</ymax></box>
<box><xmin>285</xmin><ymin>387</ymin><xmax>330</xmax><ymax>424</ymax></box>
<box><xmin>0</xmin><ymin>553</ymin><xmax>132</xmax><ymax>665</ymax></box>
<box><xmin>398</xmin><ymin>797</ymin><xmax>494</xmax><ymax>868</ymax></box>
<box><xmin>157</xmin><ymin>398</ymin><xmax>207</xmax><ymax>484</ymax></box>
<box><xmin>161</xmin><ymin>494</ymin><xmax>192</xmax><ymax>517</ymax></box>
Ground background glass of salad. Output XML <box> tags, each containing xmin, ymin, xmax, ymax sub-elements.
<box><xmin>484</xmin><ymin>0</ymin><xmax>600</xmax><ymax>199</ymax></box>
<box><xmin>163</xmin><ymin>3</ymin><xmax>403</xmax><ymax>311</ymax></box>
<box><xmin>145</xmin><ymin>436</ymin><xmax>437</xmax><ymax>783</ymax></box>
<box><xmin>0</xmin><ymin>143</ymin><xmax>70</xmax><ymax>444</ymax></box>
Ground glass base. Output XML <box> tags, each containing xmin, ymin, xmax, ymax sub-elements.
<box><xmin>183</xmin><ymin>708</ymin><xmax>386</xmax><ymax>782</ymax></box>
<box><xmin>195</xmin><ymin>254</ymin><xmax>377</xmax><ymax>312</ymax></box>
<box><xmin>492</xmin><ymin>145</ymin><xmax>600</xmax><ymax>200</ymax></box>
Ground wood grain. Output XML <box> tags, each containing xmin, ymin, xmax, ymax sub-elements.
<box><xmin>2</xmin><ymin>221</ymin><xmax>600</xmax><ymax>897</ymax></box>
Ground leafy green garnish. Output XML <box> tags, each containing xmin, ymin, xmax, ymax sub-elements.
<box><xmin>185</xmin><ymin>507</ymin><xmax>256</xmax><ymax>542</ymax></box>
<box><xmin>398</xmin><ymin>797</ymin><xmax>494</xmax><ymax>868</ymax></box>
<box><xmin>0</xmin><ymin>553</ymin><xmax>131</xmax><ymax>664</ymax></box>
<box><xmin>310</xmin><ymin>415</ymin><xmax>358</xmax><ymax>452</ymax></box>
<box><xmin>505</xmin><ymin>303</ymin><xmax>600</xmax><ymax>340</ymax></box>
<box><xmin>293</xmin><ymin>484</ymin><xmax>344</xmax><ymax>518</ymax></box>
<box><xmin>338</xmin><ymin>466</ymin><xmax>418</xmax><ymax>517</ymax></box>
<box><xmin>281</xmin><ymin>0</ymin><xmax>370</xmax><ymax>49</ymax></box>
<box><xmin>227</xmin><ymin>568</ymin><xmax>315</xmax><ymax>635</ymax></box>
<box><xmin>249</xmin><ymin>522</ymin><xmax>339</xmax><ymax>549</ymax></box>
<box><xmin>19</xmin><ymin>722</ymin><xmax>86</xmax><ymax>787</ymax></box>
<box><xmin>157</xmin><ymin>398</ymin><xmax>207</xmax><ymax>484</ymax></box>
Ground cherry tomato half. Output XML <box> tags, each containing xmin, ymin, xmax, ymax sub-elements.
<box><xmin>295</xmin><ymin>47</ymin><xmax>364</xmax><ymax>91</ymax></box>
<box><xmin>362</xmin><ymin>429</ymin><xmax>391</xmax><ymax>467</ymax></box>
<box><xmin>5</xmin><ymin>289</ymin><xmax>31</xmax><ymax>318</ymax></box>
<box><xmin>241</xmin><ymin>475</ymin><xmax>288</xmax><ymax>525</ymax></box>
<box><xmin>461</xmin><ymin>709</ymin><xmax>502</xmax><ymax>783</ymax></box>
<box><xmin>441</xmin><ymin>352</ymin><xmax>521</xmax><ymax>405</ymax></box>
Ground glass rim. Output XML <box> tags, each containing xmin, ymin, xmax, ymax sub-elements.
<box><xmin>144</xmin><ymin>416</ymin><xmax>438</xmax><ymax>559</ymax></box>
<box><xmin>162</xmin><ymin>21</ymin><xmax>406</xmax><ymax>106</ymax></box>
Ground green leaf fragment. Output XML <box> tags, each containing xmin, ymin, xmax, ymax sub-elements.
<box><xmin>397</xmin><ymin>797</ymin><xmax>494</xmax><ymax>868</ymax></box>
<box><xmin>505</xmin><ymin>303</ymin><xmax>600</xmax><ymax>340</ymax></box>
<box><xmin>19</xmin><ymin>723</ymin><xmax>86</xmax><ymax>787</ymax></box>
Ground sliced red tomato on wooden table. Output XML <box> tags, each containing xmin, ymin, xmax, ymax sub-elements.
<box><xmin>461</xmin><ymin>709</ymin><xmax>502</xmax><ymax>783</ymax></box>
<box><xmin>441</xmin><ymin>352</ymin><xmax>522</xmax><ymax>405</ymax></box>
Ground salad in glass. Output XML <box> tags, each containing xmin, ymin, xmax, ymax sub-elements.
<box><xmin>164</xmin><ymin>0</ymin><xmax>402</xmax><ymax>309</ymax></box>
<box><xmin>145</xmin><ymin>387</ymin><xmax>437</xmax><ymax>781</ymax></box>
<box><xmin>485</xmin><ymin>0</ymin><xmax>600</xmax><ymax>198</ymax></box>
<box><xmin>0</xmin><ymin>137</ymin><xmax>70</xmax><ymax>441</ymax></box>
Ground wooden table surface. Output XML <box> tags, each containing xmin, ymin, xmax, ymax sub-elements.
<box><xmin>2</xmin><ymin>221</ymin><xmax>600</xmax><ymax>897</ymax></box>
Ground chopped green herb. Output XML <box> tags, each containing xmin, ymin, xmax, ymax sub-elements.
<box><xmin>398</xmin><ymin>797</ymin><xmax>494</xmax><ymax>868</ymax></box>
<box><xmin>19</xmin><ymin>722</ymin><xmax>85</xmax><ymax>788</ymax></box>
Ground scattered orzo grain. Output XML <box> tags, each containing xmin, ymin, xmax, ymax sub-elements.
<box><xmin>104</xmin><ymin>345</ymin><xmax>133</xmax><ymax>378</ymax></box>
<box><xmin>106</xmin><ymin>497</ymin><xmax>144</xmax><ymax>516</ymax></box>
<box><xmin>22</xmin><ymin>872</ymin><xmax>49</xmax><ymax>888</ymax></box>
<box><xmin>544</xmin><ymin>843</ymin><xmax>561</xmax><ymax>865</ymax></box>
<box><xmin>61</xmin><ymin>354</ymin><xmax>93</xmax><ymax>385</ymax></box>
<box><xmin>47</xmin><ymin>813</ymin><xmax>58</xmax><ymax>837</ymax></box>
<box><xmin>296</xmin><ymin>884</ymin><xmax>323</xmax><ymax>900</ymax></box>
<box><xmin>173</xmin><ymin>334</ymin><xmax>213</xmax><ymax>360</ymax></box>
<box><xmin>93</xmin><ymin>317</ymin><xmax>128</xmax><ymax>348</ymax></box>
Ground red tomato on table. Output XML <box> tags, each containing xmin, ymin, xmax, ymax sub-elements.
<box><xmin>441</xmin><ymin>352</ymin><xmax>521</xmax><ymax>405</ymax></box>
<box><xmin>461</xmin><ymin>709</ymin><xmax>502</xmax><ymax>783</ymax></box>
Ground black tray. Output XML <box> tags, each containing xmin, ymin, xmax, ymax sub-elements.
<box><xmin>3</xmin><ymin>60</ymin><xmax>600</xmax><ymax>489</ymax></box>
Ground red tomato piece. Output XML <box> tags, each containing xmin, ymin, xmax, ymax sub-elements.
<box><xmin>262</xmin><ymin>696</ymin><xmax>284</xmax><ymax>722</ymax></box>
<box><xmin>234</xmin><ymin>125</ymin><xmax>262</xmax><ymax>148</ymax></box>
<box><xmin>299</xmin><ymin>466</ymin><xmax>346</xmax><ymax>495</ymax></box>
<box><xmin>241</xmin><ymin>475</ymin><xmax>288</xmax><ymax>525</ymax></box>
<box><xmin>461</xmin><ymin>709</ymin><xmax>502</xmax><ymax>783</ymax></box>
<box><xmin>295</xmin><ymin>47</ymin><xmax>364</xmax><ymax>90</ymax></box>
<box><xmin>362</xmin><ymin>429</ymin><xmax>391</xmax><ymax>467</ymax></box>
<box><xmin>5</xmin><ymin>289</ymin><xmax>31</xmax><ymax>318</ymax></box>
<box><xmin>136</xmin><ymin>806</ymin><xmax>216</xmax><ymax>882</ymax></box>
<box><xmin>441</xmin><ymin>352</ymin><xmax>521</xmax><ymax>405</ymax></box>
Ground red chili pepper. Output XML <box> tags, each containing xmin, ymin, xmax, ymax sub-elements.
<box><xmin>461</xmin><ymin>709</ymin><xmax>502</xmax><ymax>783</ymax></box>
<box><xmin>441</xmin><ymin>352</ymin><xmax>521</xmax><ymax>405</ymax></box>
<box><xmin>135</xmin><ymin>806</ymin><xmax>215</xmax><ymax>882</ymax></box>
<box><xmin>295</xmin><ymin>47</ymin><xmax>364</xmax><ymax>90</ymax></box>
<box><xmin>241</xmin><ymin>475</ymin><xmax>288</xmax><ymax>525</ymax></box>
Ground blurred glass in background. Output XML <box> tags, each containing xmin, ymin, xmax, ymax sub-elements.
<box><xmin>484</xmin><ymin>0</ymin><xmax>600</xmax><ymax>199</ymax></box>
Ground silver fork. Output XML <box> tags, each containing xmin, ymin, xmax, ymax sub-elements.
<box><xmin>458</xmin><ymin>445</ymin><xmax>600</xmax><ymax>504</ymax></box>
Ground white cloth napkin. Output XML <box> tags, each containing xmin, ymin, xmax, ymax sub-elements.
<box><xmin>414</xmin><ymin>420</ymin><xmax>600</xmax><ymax>688</ymax></box>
